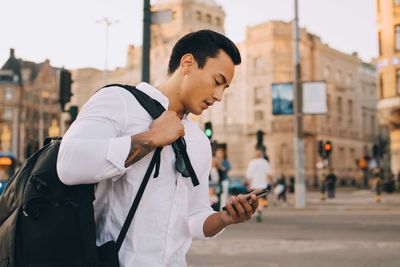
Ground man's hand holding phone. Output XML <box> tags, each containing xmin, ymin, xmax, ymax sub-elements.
<box><xmin>219</xmin><ymin>191</ymin><xmax>260</xmax><ymax>225</ymax></box>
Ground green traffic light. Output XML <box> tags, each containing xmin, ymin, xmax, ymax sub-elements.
<box><xmin>205</xmin><ymin>128</ymin><xmax>212</xmax><ymax>138</ymax></box>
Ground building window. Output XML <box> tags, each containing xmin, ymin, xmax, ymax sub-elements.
<box><xmin>377</xmin><ymin>0</ymin><xmax>381</xmax><ymax>12</ymax></box>
<box><xmin>362</xmin><ymin>111</ymin><xmax>367</xmax><ymax>134</ymax></box>
<box><xmin>349</xmin><ymin>148</ymin><xmax>355</xmax><ymax>170</ymax></box>
<box><xmin>3</xmin><ymin>108</ymin><xmax>13</xmax><ymax>121</ymax></box>
<box><xmin>370</xmin><ymin>115</ymin><xmax>376</xmax><ymax>137</ymax></box>
<box><xmin>337</xmin><ymin>97</ymin><xmax>342</xmax><ymax>121</ymax></box>
<box><xmin>255</xmin><ymin>110</ymin><xmax>264</xmax><ymax>121</ymax></box>
<box><xmin>348</xmin><ymin>99</ymin><xmax>353</xmax><ymax>124</ymax></box>
<box><xmin>215</xmin><ymin>17</ymin><xmax>222</xmax><ymax>27</ymax></box>
<box><xmin>338</xmin><ymin>147</ymin><xmax>345</xmax><ymax>170</ymax></box>
<box><xmin>395</xmin><ymin>25</ymin><xmax>400</xmax><ymax>51</ymax></box>
<box><xmin>279</xmin><ymin>143</ymin><xmax>289</xmax><ymax>166</ymax></box>
<box><xmin>5</xmin><ymin>87</ymin><xmax>13</xmax><ymax>101</ymax></box>
<box><xmin>378</xmin><ymin>31</ymin><xmax>382</xmax><ymax>56</ymax></box>
<box><xmin>379</xmin><ymin>74</ymin><xmax>384</xmax><ymax>98</ymax></box>
<box><xmin>206</xmin><ymin>14</ymin><xmax>211</xmax><ymax>23</ymax></box>
<box><xmin>335</xmin><ymin>70</ymin><xmax>342</xmax><ymax>83</ymax></box>
<box><xmin>196</xmin><ymin>11</ymin><xmax>202</xmax><ymax>21</ymax></box>
<box><xmin>346</xmin><ymin>74</ymin><xmax>353</xmax><ymax>86</ymax></box>
<box><xmin>254</xmin><ymin>86</ymin><xmax>264</xmax><ymax>105</ymax></box>
<box><xmin>324</xmin><ymin>66</ymin><xmax>330</xmax><ymax>80</ymax></box>
<box><xmin>397</xmin><ymin>70</ymin><xmax>400</xmax><ymax>95</ymax></box>
<box><xmin>255</xmin><ymin>57</ymin><xmax>263</xmax><ymax>69</ymax></box>
<box><xmin>254</xmin><ymin>57</ymin><xmax>264</xmax><ymax>74</ymax></box>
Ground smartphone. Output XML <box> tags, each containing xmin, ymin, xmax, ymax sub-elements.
<box><xmin>221</xmin><ymin>188</ymin><xmax>270</xmax><ymax>212</ymax></box>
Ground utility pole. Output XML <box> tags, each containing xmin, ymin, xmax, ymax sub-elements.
<box><xmin>142</xmin><ymin>0</ymin><xmax>151</xmax><ymax>83</ymax></box>
<box><xmin>96</xmin><ymin>17</ymin><xmax>119</xmax><ymax>82</ymax></box>
<box><xmin>293</xmin><ymin>0</ymin><xmax>306</xmax><ymax>208</ymax></box>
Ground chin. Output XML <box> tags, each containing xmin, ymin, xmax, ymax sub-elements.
<box><xmin>187</xmin><ymin>105</ymin><xmax>203</xmax><ymax>116</ymax></box>
<box><xmin>190</xmin><ymin>109</ymin><xmax>203</xmax><ymax>116</ymax></box>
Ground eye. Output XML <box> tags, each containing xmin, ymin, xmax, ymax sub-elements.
<box><xmin>214</xmin><ymin>78</ymin><xmax>221</xmax><ymax>86</ymax></box>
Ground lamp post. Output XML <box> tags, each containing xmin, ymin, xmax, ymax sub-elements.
<box><xmin>293</xmin><ymin>0</ymin><xmax>306</xmax><ymax>208</ymax></box>
<box><xmin>96</xmin><ymin>17</ymin><xmax>119</xmax><ymax>82</ymax></box>
<box><xmin>142</xmin><ymin>0</ymin><xmax>151</xmax><ymax>83</ymax></box>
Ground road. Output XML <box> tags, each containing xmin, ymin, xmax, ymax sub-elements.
<box><xmin>187</xmin><ymin>190</ymin><xmax>400</xmax><ymax>267</ymax></box>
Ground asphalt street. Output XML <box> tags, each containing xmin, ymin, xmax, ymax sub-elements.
<box><xmin>187</xmin><ymin>190</ymin><xmax>400</xmax><ymax>267</ymax></box>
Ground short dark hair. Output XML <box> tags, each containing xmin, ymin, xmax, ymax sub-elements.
<box><xmin>167</xmin><ymin>29</ymin><xmax>241</xmax><ymax>75</ymax></box>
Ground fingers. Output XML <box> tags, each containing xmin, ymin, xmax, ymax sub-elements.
<box><xmin>250</xmin><ymin>194</ymin><xmax>259</xmax><ymax>211</ymax></box>
<box><xmin>150</xmin><ymin>111</ymin><xmax>185</xmax><ymax>146</ymax></box>
<box><xmin>227</xmin><ymin>195</ymin><xmax>253</xmax><ymax>222</ymax></box>
<box><xmin>225</xmin><ymin>197</ymin><xmax>238</xmax><ymax>219</ymax></box>
<box><xmin>238</xmin><ymin>195</ymin><xmax>254</xmax><ymax>220</ymax></box>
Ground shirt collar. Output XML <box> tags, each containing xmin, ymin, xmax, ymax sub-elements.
<box><xmin>136</xmin><ymin>82</ymin><xmax>169</xmax><ymax>111</ymax></box>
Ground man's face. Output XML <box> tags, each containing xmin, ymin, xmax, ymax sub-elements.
<box><xmin>178</xmin><ymin>50</ymin><xmax>235</xmax><ymax>115</ymax></box>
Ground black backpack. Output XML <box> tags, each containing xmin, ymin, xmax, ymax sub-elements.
<box><xmin>0</xmin><ymin>84</ymin><xmax>199</xmax><ymax>267</ymax></box>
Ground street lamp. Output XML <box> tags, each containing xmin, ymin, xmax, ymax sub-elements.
<box><xmin>96</xmin><ymin>17</ymin><xmax>119</xmax><ymax>81</ymax></box>
<box><xmin>293</xmin><ymin>0</ymin><xmax>306</xmax><ymax>208</ymax></box>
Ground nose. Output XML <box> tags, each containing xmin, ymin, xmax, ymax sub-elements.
<box><xmin>212</xmin><ymin>86</ymin><xmax>224</xmax><ymax>102</ymax></box>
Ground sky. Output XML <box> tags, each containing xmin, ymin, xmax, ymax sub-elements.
<box><xmin>0</xmin><ymin>0</ymin><xmax>377</xmax><ymax>70</ymax></box>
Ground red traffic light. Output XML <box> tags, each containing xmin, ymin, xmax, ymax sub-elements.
<box><xmin>324</xmin><ymin>143</ymin><xmax>332</xmax><ymax>151</ymax></box>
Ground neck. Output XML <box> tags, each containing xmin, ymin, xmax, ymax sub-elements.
<box><xmin>157</xmin><ymin>73</ymin><xmax>186</xmax><ymax>119</ymax></box>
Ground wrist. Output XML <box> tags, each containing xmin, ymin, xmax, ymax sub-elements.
<box><xmin>137</xmin><ymin>129</ymin><xmax>159</xmax><ymax>148</ymax></box>
<box><xmin>218</xmin><ymin>211</ymin><xmax>231</xmax><ymax>227</ymax></box>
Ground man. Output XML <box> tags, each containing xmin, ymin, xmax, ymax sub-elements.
<box><xmin>57</xmin><ymin>30</ymin><xmax>259</xmax><ymax>267</ymax></box>
<box><xmin>326</xmin><ymin>168</ymin><xmax>337</xmax><ymax>199</ymax></box>
<box><xmin>246</xmin><ymin>148</ymin><xmax>271</xmax><ymax>222</ymax></box>
<box><xmin>214</xmin><ymin>147</ymin><xmax>231</xmax><ymax>210</ymax></box>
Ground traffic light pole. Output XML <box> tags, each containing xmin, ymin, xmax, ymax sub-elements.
<box><xmin>142</xmin><ymin>0</ymin><xmax>151</xmax><ymax>83</ymax></box>
<box><xmin>293</xmin><ymin>0</ymin><xmax>306</xmax><ymax>208</ymax></box>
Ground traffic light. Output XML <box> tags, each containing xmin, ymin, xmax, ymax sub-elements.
<box><xmin>324</xmin><ymin>141</ymin><xmax>332</xmax><ymax>158</ymax></box>
<box><xmin>318</xmin><ymin>140</ymin><xmax>324</xmax><ymax>158</ymax></box>
<box><xmin>204</xmin><ymin>121</ymin><xmax>213</xmax><ymax>139</ymax></box>
<box><xmin>356</xmin><ymin>158</ymin><xmax>368</xmax><ymax>169</ymax></box>
<box><xmin>59</xmin><ymin>69</ymin><xmax>73</xmax><ymax>111</ymax></box>
<box><xmin>68</xmin><ymin>105</ymin><xmax>79</xmax><ymax>122</ymax></box>
<box><xmin>256</xmin><ymin>129</ymin><xmax>264</xmax><ymax>147</ymax></box>
<box><xmin>372</xmin><ymin>144</ymin><xmax>380</xmax><ymax>158</ymax></box>
<box><xmin>318</xmin><ymin>140</ymin><xmax>333</xmax><ymax>159</ymax></box>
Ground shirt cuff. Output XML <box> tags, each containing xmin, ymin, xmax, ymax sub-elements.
<box><xmin>106</xmin><ymin>135</ymin><xmax>131</xmax><ymax>181</ymax></box>
<box><xmin>189</xmin><ymin>211</ymin><xmax>225</xmax><ymax>240</ymax></box>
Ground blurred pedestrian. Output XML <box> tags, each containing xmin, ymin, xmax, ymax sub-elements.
<box><xmin>371</xmin><ymin>169</ymin><xmax>382</xmax><ymax>203</ymax></box>
<box><xmin>209</xmin><ymin>157</ymin><xmax>220</xmax><ymax>211</ymax></box>
<box><xmin>289</xmin><ymin>176</ymin><xmax>295</xmax><ymax>193</ymax></box>
<box><xmin>215</xmin><ymin>147</ymin><xmax>231</xmax><ymax>210</ymax></box>
<box><xmin>320</xmin><ymin>174</ymin><xmax>326</xmax><ymax>201</ymax></box>
<box><xmin>397</xmin><ymin>171</ymin><xmax>400</xmax><ymax>192</ymax></box>
<box><xmin>246</xmin><ymin>148</ymin><xmax>271</xmax><ymax>222</ymax></box>
<box><xmin>276</xmin><ymin>174</ymin><xmax>287</xmax><ymax>203</ymax></box>
<box><xmin>326</xmin><ymin>169</ymin><xmax>337</xmax><ymax>199</ymax></box>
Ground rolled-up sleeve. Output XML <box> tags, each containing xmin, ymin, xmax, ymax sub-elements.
<box><xmin>57</xmin><ymin>86</ymin><xmax>134</xmax><ymax>185</ymax></box>
<box><xmin>188</xmin><ymin>150</ymin><xmax>224</xmax><ymax>240</ymax></box>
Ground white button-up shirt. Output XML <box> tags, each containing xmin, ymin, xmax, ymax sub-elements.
<box><xmin>57</xmin><ymin>83</ymin><xmax>219</xmax><ymax>267</ymax></box>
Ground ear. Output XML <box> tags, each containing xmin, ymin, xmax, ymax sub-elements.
<box><xmin>180</xmin><ymin>53</ymin><xmax>195</xmax><ymax>75</ymax></box>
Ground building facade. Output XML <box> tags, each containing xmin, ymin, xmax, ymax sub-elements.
<box><xmin>203</xmin><ymin>21</ymin><xmax>381</xmax><ymax>184</ymax></box>
<box><xmin>71</xmin><ymin>0</ymin><xmax>225</xmax><ymax>110</ymax></box>
<box><xmin>71</xmin><ymin>0</ymin><xmax>382</xmax><ymax>184</ymax></box>
<box><xmin>376</xmin><ymin>0</ymin><xmax>400</xmax><ymax>175</ymax></box>
<box><xmin>0</xmin><ymin>49</ymin><xmax>62</xmax><ymax>160</ymax></box>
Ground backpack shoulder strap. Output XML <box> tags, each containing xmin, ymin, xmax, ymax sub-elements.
<box><xmin>101</xmin><ymin>84</ymin><xmax>200</xmax><ymax>187</ymax></box>
<box><xmin>102</xmin><ymin>84</ymin><xmax>164</xmax><ymax>119</ymax></box>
